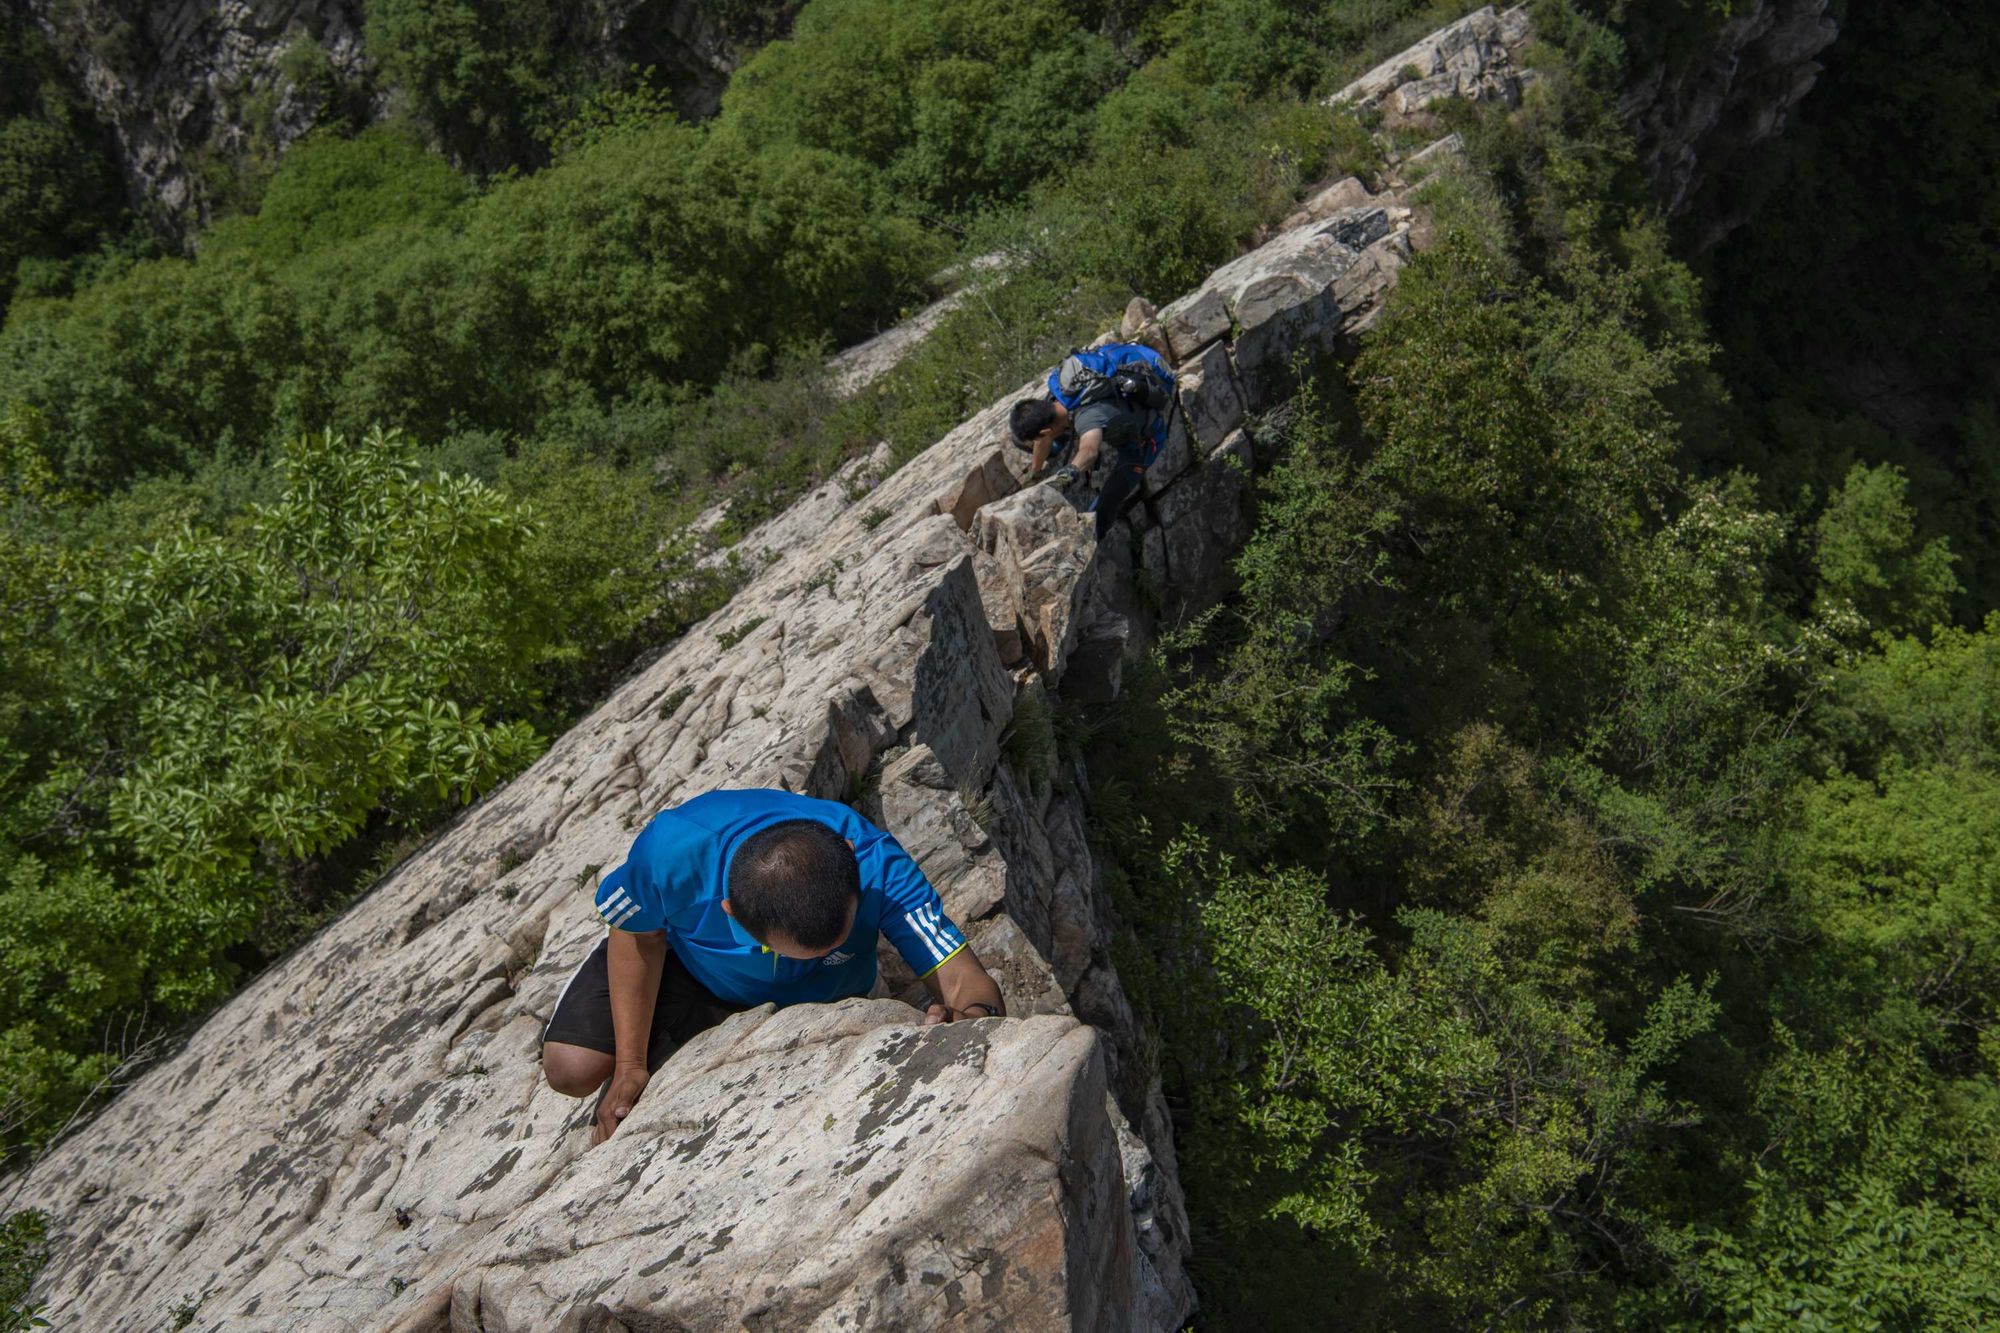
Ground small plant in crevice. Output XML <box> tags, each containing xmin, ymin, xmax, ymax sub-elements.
<box><xmin>716</xmin><ymin>616</ymin><xmax>766</xmax><ymax>650</ymax></box>
<box><xmin>956</xmin><ymin>783</ymin><xmax>997</xmax><ymax>835</ymax></box>
<box><xmin>802</xmin><ymin>558</ymin><xmax>845</xmax><ymax>598</ymax></box>
<box><xmin>1002</xmin><ymin>687</ymin><xmax>1057</xmax><ymax>774</ymax></box>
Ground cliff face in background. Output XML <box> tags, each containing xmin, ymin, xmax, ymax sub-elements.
<box><xmin>20</xmin><ymin>0</ymin><xmax>780</xmax><ymax>226</ymax></box>
<box><xmin>24</xmin><ymin>0</ymin><xmax>368</xmax><ymax>222</ymax></box>
<box><xmin>1619</xmin><ymin>0</ymin><xmax>1839</xmax><ymax>249</ymax></box>
<box><xmin>7</xmin><ymin>12</ymin><xmax>1551</xmax><ymax>1327</ymax></box>
<box><xmin>22</xmin><ymin>0</ymin><xmax>1838</xmax><ymax>243</ymax></box>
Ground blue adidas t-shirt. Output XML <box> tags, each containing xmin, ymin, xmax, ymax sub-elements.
<box><xmin>592</xmin><ymin>789</ymin><xmax>968</xmax><ymax>1006</ymax></box>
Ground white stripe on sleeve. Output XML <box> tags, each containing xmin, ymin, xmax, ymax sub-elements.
<box><xmin>906</xmin><ymin>909</ymin><xmax>949</xmax><ymax>962</ymax></box>
<box><xmin>925</xmin><ymin>903</ymin><xmax>959</xmax><ymax>947</ymax></box>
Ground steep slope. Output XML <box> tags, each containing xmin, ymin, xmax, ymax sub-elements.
<box><xmin>8</xmin><ymin>11</ymin><xmax>1540</xmax><ymax>1329</ymax></box>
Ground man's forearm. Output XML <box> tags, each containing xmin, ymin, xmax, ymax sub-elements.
<box><xmin>606</xmin><ymin>930</ymin><xmax>667</xmax><ymax>1071</ymax></box>
<box><xmin>933</xmin><ymin>949</ymin><xmax>1005</xmax><ymax>1017</ymax></box>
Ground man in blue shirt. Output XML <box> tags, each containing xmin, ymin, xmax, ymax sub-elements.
<box><xmin>541</xmin><ymin>789</ymin><xmax>1006</xmax><ymax>1143</ymax></box>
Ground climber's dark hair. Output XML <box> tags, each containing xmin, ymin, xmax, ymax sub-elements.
<box><xmin>1010</xmin><ymin>397</ymin><xmax>1058</xmax><ymax>445</ymax></box>
<box><xmin>727</xmin><ymin>818</ymin><xmax>860</xmax><ymax>950</ymax></box>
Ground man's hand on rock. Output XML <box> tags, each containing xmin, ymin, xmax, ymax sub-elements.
<box><xmin>592</xmin><ymin>1064</ymin><xmax>649</xmax><ymax>1145</ymax></box>
<box><xmin>923</xmin><ymin>1002</ymin><xmax>1001</xmax><ymax>1025</ymax></box>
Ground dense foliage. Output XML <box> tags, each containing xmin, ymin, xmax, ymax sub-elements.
<box><xmin>0</xmin><ymin>4</ymin><xmax>126</xmax><ymax>312</ymax></box>
<box><xmin>1080</xmin><ymin>2</ymin><xmax>2000</xmax><ymax>1325</ymax></box>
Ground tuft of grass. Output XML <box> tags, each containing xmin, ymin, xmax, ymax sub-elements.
<box><xmin>1002</xmin><ymin>686</ymin><xmax>1057</xmax><ymax>773</ymax></box>
<box><xmin>802</xmin><ymin>558</ymin><xmax>845</xmax><ymax>597</ymax></box>
<box><xmin>957</xmin><ymin>782</ymin><xmax>997</xmax><ymax>834</ymax></box>
<box><xmin>716</xmin><ymin>615</ymin><xmax>767</xmax><ymax>650</ymax></box>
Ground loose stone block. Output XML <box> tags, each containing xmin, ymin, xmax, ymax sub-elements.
<box><xmin>1156</xmin><ymin>287</ymin><xmax>1230</xmax><ymax>363</ymax></box>
<box><xmin>1143</xmin><ymin>413</ymin><xmax>1195</xmax><ymax>497</ymax></box>
<box><xmin>1174</xmin><ymin>338</ymin><xmax>1246</xmax><ymax>452</ymax></box>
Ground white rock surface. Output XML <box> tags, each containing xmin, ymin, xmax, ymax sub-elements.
<box><xmin>1332</xmin><ymin>5</ymin><xmax>1535</xmax><ymax>118</ymax></box>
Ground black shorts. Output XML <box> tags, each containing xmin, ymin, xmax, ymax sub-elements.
<box><xmin>541</xmin><ymin>938</ymin><xmax>751</xmax><ymax>1073</ymax></box>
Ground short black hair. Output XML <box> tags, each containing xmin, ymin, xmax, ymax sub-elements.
<box><xmin>727</xmin><ymin>818</ymin><xmax>859</xmax><ymax>950</ymax></box>
<box><xmin>1010</xmin><ymin>397</ymin><xmax>1058</xmax><ymax>445</ymax></box>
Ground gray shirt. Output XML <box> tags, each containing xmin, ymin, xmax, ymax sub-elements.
<box><xmin>1072</xmin><ymin>397</ymin><xmax>1149</xmax><ymax>460</ymax></box>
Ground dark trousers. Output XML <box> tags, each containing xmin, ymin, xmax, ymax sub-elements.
<box><xmin>541</xmin><ymin>938</ymin><xmax>749</xmax><ymax>1073</ymax></box>
<box><xmin>1089</xmin><ymin>446</ymin><xmax>1148</xmax><ymax>541</ymax></box>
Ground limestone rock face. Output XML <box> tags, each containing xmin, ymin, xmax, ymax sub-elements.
<box><xmin>972</xmin><ymin>487</ymin><xmax>1098</xmax><ymax>678</ymax></box>
<box><xmin>1333</xmin><ymin>5</ymin><xmax>1535</xmax><ymax>120</ymax></box>
<box><xmin>10</xmin><ymin>10</ymin><xmax>1541</xmax><ymax>1327</ymax></box>
<box><xmin>27</xmin><ymin>0</ymin><xmax>376</xmax><ymax>224</ymax></box>
<box><xmin>405</xmin><ymin>1006</ymin><xmax>1136</xmax><ymax>1333</ymax></box>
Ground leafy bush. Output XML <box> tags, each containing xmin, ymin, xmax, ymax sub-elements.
<box><xmin>364</xmin><ymin>0</ymin><xmax>577</xmax><ymax>168</ymax></box>
<box><xmin>0</xmin><ymin>13</ymin><xmax>124</xmax><ymax>312</ymax></box>
<box><xmin>718</xmin><ymin>0</ymin><xmax>1124</xmax><ymax>215</ymax></box>
<box><xmin>202</xmin><ymin>127</ymin><xmax>470</xmax><ymax>263</ymax></box>
<box><xmin>0</xmin><ymin>427</ymin><xmax>552</xmax><ymax>1150</ymax></box>
<box><xmin>0</xmin><ymin>1210</ymin><xmax>47</xmax><ymax>1331</ymax></box>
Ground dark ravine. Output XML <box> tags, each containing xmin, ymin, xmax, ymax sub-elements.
<box><xmin>1617</xmin><ymin>0</ymin><xmax>1839</xmax><ymax>249</ymax></box>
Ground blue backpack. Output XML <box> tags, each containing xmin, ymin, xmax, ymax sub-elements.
<box><xmin>1047</xmin><ymin>343</ymin><xmax>1177</xmax><ymax>466</ymax></box>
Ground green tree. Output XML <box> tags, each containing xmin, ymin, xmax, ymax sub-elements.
<box><xmin>1811</xmin><ymin>462</ymin><xmax>1960</xmax><ymax>642</ymax></box>
<box><xmin>0</xmin><ymin>255</ymin><xmax>301</xmax><ymax>490</ymax></box>
<box><xmin>0</xmin><ymin>427</ymin><xmax>548</xmax><ymax>1148</ymax></box>
<box><xmin>202</xmin><ymin>126</ymin><xmax>470</xmax><ymax>264</ymax></box>
<box><xmin>719</xmin><ymin>0</ymin><xmax>1124</xmax><ymax>215</ymax></box>
<box><xmin>1190</xmin><ymin>837</ymin><xmax>1715</xmax><ymax>1328</ymax></box>
<box><xmin>0</xmin><ymin>9</ymin><xmax>124</xmax><ymax>312</ymax></box>
<box><xmin>364</xmin><ymin>0</ymin><xmax>576</xmax><ymax>169</ymax></box>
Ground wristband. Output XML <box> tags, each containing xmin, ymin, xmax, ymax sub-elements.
<box><xmin>958</xmin><ymin>1003</ymin><xmax>1000</xmax><ymax>1019</ymax></box>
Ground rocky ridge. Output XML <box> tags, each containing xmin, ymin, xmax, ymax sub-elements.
<box><xmin>9</xmin><ymin>12</ymin><xmax>1536</xmax><ymax>1330</ymax></box>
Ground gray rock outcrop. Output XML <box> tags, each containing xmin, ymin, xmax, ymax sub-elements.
<box><xmin>1332</xmin><ymin>4</ymin><xmax>1535</xmax><ymax>121</ymax></box>
<box><xmin>28</xmin><ymin>0</ymin><xmax>376</xmax><ymax>223</ymax></box>
<box><xmin>8</xmin><ymin>11</ymin><xmax>1531</xmax><ymax>1329</ymax></box>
